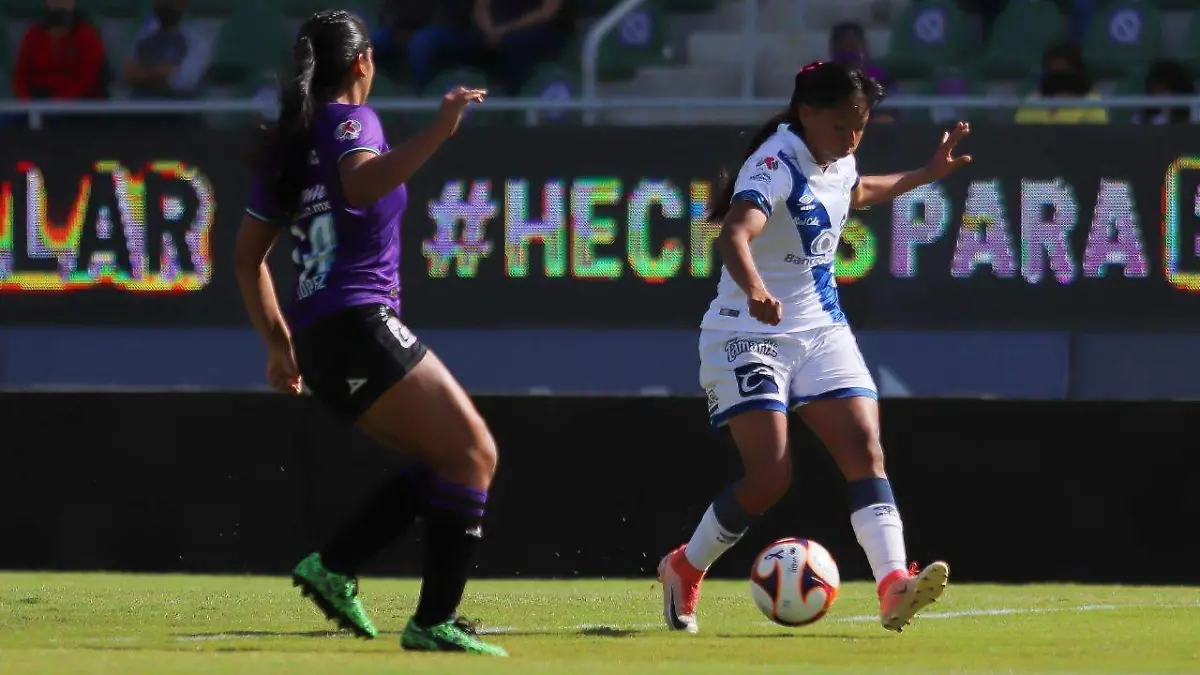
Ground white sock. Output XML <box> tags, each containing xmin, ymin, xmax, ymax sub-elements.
<box><xmin>850</xmin><ymin>503</ymin><xmax>908</xmax><ymax>584</ymax></box>
<box><xmin>683</xmin><ymin>505</ymin><xmax>745</xmax><ymax>571</ymax></box>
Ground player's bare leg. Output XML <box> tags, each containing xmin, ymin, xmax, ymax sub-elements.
<box><xmin>660</xmin><ymin>410</ymin><xmax>791</xmax><ymax>633</ymax></box>
<box><xmin>799</xmin><ymin>396</ymin><xmax>948</xmax><ymax>632</ymax></box>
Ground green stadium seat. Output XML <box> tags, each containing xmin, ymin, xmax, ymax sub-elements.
<box><xmin>518</xmin><ymin>62</ymin><xmax>581</xmax><ymax>125</ymax></box>
<box><xmin>905</xmin><ymin>66</ymin><xmax>988</xmax><ymax>124</ymax></box>
<box><xmin>595</xmin><ymin>1</ymin><xmax>670</xmax><ymax>81</ymax></box>
<box><xmin>981</xmin><ymin>0</ymin><xmax>1068</xmax><ymax>78</ymax></box>
<box><xmin>207</xmin><ymin>1</ymin><xmax>292</xmax><ymax>86</ymax></box>
<box><xmin>578</xmin><ymin>0</ymin><xmax>622</xmax><ymax>17</ymax></box>
<box><xmin>1178</xmin><ymin>12</ymin><xmax>1200</xmax><ymax>72</ymax></box>
<box><xmin>282</xmin><ymin>0</ymin><xmax>333</xmax><ymax>19</ymax></box>
<box><xmin>186</xmin><ymin>0</ymin><xmax>238</xmax><ymax>18</ymax></box>
<box><xmin>1082</xmin><ymin>0</ymin><xmax>1163</xmax><ymax>78</ymax></box>
<box><xmin>367</xmin><ymin>71</ymin><xmax>408</xmax><ymax>128</ymax></box>
<box><xmin>416</xmin><ymin>67</ymin><xmax>500</xmax><ymax>127</ymax></box>
<box><xmin>661</xmin><ymin>0</ymin><xmax>721</xmax><ymax>12</ymax></box>
<box><xmin>2</xmin><ymin>0</ymin><xmax>42</xmax><ymax>19</ymax></box>
<box><xmin>92</xmin><ymin>1</ymin><xmax>152</xmax><ymax>20</ymax></box>
<box><xmin>878</xmin><ymin>0</ymin><xmax>971</xmax><ymax>79</ymax></box>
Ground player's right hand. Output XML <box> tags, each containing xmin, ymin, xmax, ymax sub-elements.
<box><xmin>266</xmin><ymin>342</ymin><xmax>303</xmax><ymax>395</ymax></box>
<box><xmin>748</xmin><ymin>286</ymin><xmax>783</xmax><ymax>326</ymax></box>
<box><xmin>435</xmin><ymin>86</ymin><xmax>487</xmax><ymax>138</ymax></box>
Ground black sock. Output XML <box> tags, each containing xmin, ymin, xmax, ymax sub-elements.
<box><xmin>319</xmin><ymin>464</ymin><xmax>428</xmax><ymax>576</ymax></box>
<box><xmin>412</xmin><ymin>475</ymin><xmax>486</xmax><ymax>627</ymax></box>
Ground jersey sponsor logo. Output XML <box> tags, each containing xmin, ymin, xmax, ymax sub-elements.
<box><xmin>724</xmin><ymin>337</ymin><xmax>779</xmax><ymax>362</ymax></box>
<box><xmin>796</xmin><ymin>192</ymin><xmax>817</xmax><ymax>211</ymax></box>
<box><xmin>749</xmin><ymin>171</ymin><xmax>772</xmax><ymax>183</ymax></box>
<box><xmin>783</xmin><ymin>251</ymin><xmax>833</xmax><ymax>269</ymax></box>
<box><xmin>719</xmin><ymin>307</ymin><xmax>740</xmax><ymax>318</ymax></box>
<box><xmin>756</xmin><ymin>156</ymin><xmax>780</xmax><ymax>171</ymax></box>
<box><xmin>347</xmin><ymin>378</ymin><xmax>368</xmax><ymax>394</ymax></box>
<box><xmin>705</xmin><ymin>387</ymin><xmax>720</xmax><ymax>415</ymax></box>
<box><xmin>335</xmin><ymin>118</ymin><xmax>363</xmax><ymax>141</ymax></box>
<box><xmin>386</xmin><ymin>316</ymin><xmax>418</xmax><ymax>349</ymax></box>
<box><xmin>734</xmin><ymin>362</ymin><xmax>779</xmax><ymax>397</ymax></box>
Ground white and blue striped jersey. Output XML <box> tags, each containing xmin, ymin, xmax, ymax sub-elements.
<box><xmin>700</xmin><ymin>123</ymin><xmax>860</xmax><ymax>334</ymax></box>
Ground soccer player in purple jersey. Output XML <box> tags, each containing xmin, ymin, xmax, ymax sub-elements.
<box><xmin>233</xmin><ymin>10</ymin><xmax>505</xmax><ymax>656</ymax></box>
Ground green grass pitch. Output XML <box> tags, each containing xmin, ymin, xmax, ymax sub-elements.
<box><xmin>2</xmin><ymin>572</ymin><xmax>1198</xmax><ymax>673</ymax></box>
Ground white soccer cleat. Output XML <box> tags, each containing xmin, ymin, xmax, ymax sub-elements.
<box><xmin>878</xmin><ymin>560</ymin><xmax>950</xmax><ymax>632</ymax></box>
<box><xmin>657</xmin><ymin>544</ymin><xmax>704</xmax><ymax>634</ymax></box>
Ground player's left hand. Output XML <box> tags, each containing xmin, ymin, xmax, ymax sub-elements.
<box><xmin>923</xmin><ymin>121</ymin><xmax>972</xmax><ymax>181</ymax></box>
<box><xmin>266</xmin><ymin>342</ymin><xmax>303</xmax><ymax>395</ymax></box>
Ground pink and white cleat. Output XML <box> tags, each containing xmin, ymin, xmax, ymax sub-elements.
<box><xmin>878</xmin><ymin>560</ymin><xmax>950</xmax><ymax>632</ymax></box>
<box><xmin>657</xmin><ymin>544</ymin><xmax>704</xmax><ymax>634</ymax></box>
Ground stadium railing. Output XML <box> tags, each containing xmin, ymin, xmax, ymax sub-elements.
<box><xmin>3</xmin><ymin>0</ymin><xmax>1199</xmax><ymax>130</ymax></box>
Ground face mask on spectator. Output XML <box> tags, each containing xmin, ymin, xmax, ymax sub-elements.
<box><xmin>45</xmin><ymin>9</ymin><xmax>73</xmax><ymax>28</ymax></box>
<box><xmin>156</xmin><ymin>7</ymin><xmax>184</xmax><ymax>28</ymax></box>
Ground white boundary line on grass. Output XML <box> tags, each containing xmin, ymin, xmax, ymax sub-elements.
<box><xmin>475</xmin><ymin>602</ymin><xmax>1200</xmax><ymax>635</ymax></box>
<box><xmin>167</xmin><ymin>601</ymin><xmax>1198</xmax><ymax>641</ymax></box>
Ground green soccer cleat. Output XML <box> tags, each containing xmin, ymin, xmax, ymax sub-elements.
<box><xmin>400</xmin><ymin>616</ymin><xmax>509</xmax><ymax>656</ymax></box>
<box><xmin>291</xmin><ymin>552</ymin><xmax>378</xmax><ymax>639</ymax></box>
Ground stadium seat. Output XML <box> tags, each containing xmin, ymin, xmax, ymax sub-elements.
<box><xmin>2</xmin><ymin>0</ymin><xmax>43</xmax><ymax>19</ymax></box>
<box><xmin>981</xmin><ymin>0</ymin><xmax>1068</xmax><ymax>78</ymax></box>
<box><xmin>186</xmin><ymin>0</ymin><xmax>238</xmax><ymax>18</ymax></box>
<box><xmin>594</xmin><ymin>1</ymin><xmax>671</xmax><ymax>81</ymax></box>
<box><xmin>578</xmin><ymin>0</ymin><xmax>622</xmax><ymax>17</ymax></box>
<box><xmin>368</xmin><ymin>71</ymin><xmax>407</xmax><ymax>129</ymax></box>
<box><xmin>415</xmin><ymin>67</ymin><xmax>502</xmax><ymax>127</ymax></box>
<box><xmin>878</xmin><ymin>0</ymin><xmax>971</xmax><ymax>79</ymax></box>
<box><xmin>1179</xmin><ymin>12</ymin><xmax>1200</xmax><ymax>72</ymax></box>
<box><xmin>1082</xmin><ymin>0</ymin><xmax>1163</xmax><ymax>78</ymax></box>
<box><xmin>661</xmin><ymin>0</ymin><xmax>721</xmax><ymax>12</ymax></box>
<box><xmin>282</xmin><ymin>0</ymin><xmax>333</xmax><ymax>19</ymax></box>
<box><xmin>92</xmin><ymin>1</ymin><xmax>152</xmax><ymax>20</ymax></box>
<box><xmin>518</xmin><ymin>62</ymin><xmax>582</xmax><ymax>125</ymax></box>
<box><xmin>207</xmin><ymin>1</ymin><xmax>292</xmax><ymax>86</ymax></box>
<box><xmin>905</xmin><ymin>66</ymin><xmax>988</xmax><ymax>124</ymax></box>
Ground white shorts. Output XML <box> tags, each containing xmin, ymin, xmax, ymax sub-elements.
<box><xmin>699</xmin><ymin>325</ymin><xmax>878</xmax><ymax>428</ymax></box>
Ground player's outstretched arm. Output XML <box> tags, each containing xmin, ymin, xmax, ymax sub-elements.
<box><xmin>851</xmin><ymin>121</ymin><xmax>972</xmax><ymax>209</ymax></box>
<box><xmin>340</xmin><ymin>87</ymin><xmax>487</xmax><ymax>207</ymax></box>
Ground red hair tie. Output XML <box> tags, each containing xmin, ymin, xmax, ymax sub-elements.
<box><xmin>799</xmin><ymin>61</ymin><xmax>824</xmax><ymax>74</ymax></box>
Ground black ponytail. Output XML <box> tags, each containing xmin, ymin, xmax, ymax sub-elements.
<box><xmin>707</xmin><ymin>110</ymin><xmax>798</xmax><ymax>222</ymax></box>
<box><xmin>706</xmin><ymin>61</ymin><xmax>884</xmax><ymax>223</ymax></box>
<box><xmin>250</xmin><ymin>10</ymin><xmax>371</xmax><ymax>219</ymax></box>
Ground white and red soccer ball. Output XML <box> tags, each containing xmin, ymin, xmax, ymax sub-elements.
<box><xmin>750</xmin><ymin>537</ymin><xmax>841</xmax><ymax>626</ymax></box>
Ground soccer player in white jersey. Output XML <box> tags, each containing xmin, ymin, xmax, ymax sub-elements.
<box><xmin>658</xmin><ymin>61</ymin><xmax>973</xmax><ymax>635</ymax></box>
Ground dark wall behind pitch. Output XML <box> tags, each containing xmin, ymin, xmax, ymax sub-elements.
<box><xmin>3</xmin><ymin>393</ymin><xmax>1197</xmax><ymax>585</ymax></box>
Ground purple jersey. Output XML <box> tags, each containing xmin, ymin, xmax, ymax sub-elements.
<box><xmin>245</xmin><ymin>103</ymin><xmax>407</xmax><ymax>329</ymax></box>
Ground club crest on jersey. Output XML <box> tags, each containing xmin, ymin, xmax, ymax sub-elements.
<box><xmin>335</xmin><ymin>119</ymin><xmax>363</xmax><ymax>141</ymax></box>
<box><xmin>756</xmin><ymin>156</ymin><xmax>780</xmax><ymax>171</ymax></box>
<box><xmin>725</xmin><ymin>337</ymin><xmax>779</xmax><ymax>362</ymax></box>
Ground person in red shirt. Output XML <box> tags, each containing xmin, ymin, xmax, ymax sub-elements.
<box><xmin>12</xmin><ymin>0</ymin><xmax>107</xmax><ymax>100</ymax></box>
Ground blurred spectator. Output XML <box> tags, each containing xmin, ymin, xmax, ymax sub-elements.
<box><xmin>1015</xmin><ymin>41</ymin><xmax>1108</xmax><ymax>124</ymax></box>
<box><xmin>122</xmin><ymin>0</ymin><xmax>206</xmax><ymax>100</ymax></box>
<box><xmin>370</xmin><ymin>0</ymin><xmax>444</xmax><ymax>74</ymax></box>
<box><xmin>828</xmin><ymin>21</ymin><xmax>895</xmax><ymax>122</ymax></box>
<box><xmin>12</xmin><ymin>0</ymin><xmax>106</xmax><ymax>100</ymax></box>
<box><xmin>408</xmin><ymin>0</ymin><xmax>573</xmax><ymax>94</ymax></box>
<box><xmin>1134</xmin><ymin>59</ymin><xmax>1196</xmax><ymax>126</ymax></box>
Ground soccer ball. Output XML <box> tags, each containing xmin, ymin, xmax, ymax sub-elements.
<box><xmin>750</xmin><ymin>537</ymin><xmax>840</xmax><ymax>626</ymax></box>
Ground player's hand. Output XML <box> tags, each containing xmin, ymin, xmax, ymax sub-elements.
<box><xmin>924</xmin><ymin>121</ymin><xmax>972</xmax><ymax>181</ymax></box>
<box><xmin>435</xmin><ymin>86</ymin><xmax>487</xmax><ymax>138</ymax></box>
<box><xmin>266</xmin><ymin>341</ymin><xmax>303</xmax><ymax>395</ymax></box>
<box><xmin>748</xmin><ymin>286</ymin><xmax>783</xmax><ymax>326</ymax></box>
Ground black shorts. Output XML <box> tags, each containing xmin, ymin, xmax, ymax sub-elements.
<box><xmin>293</xmin><ymin>304</ymin><xmax>428</xmax><ymax>419</ymax></box>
